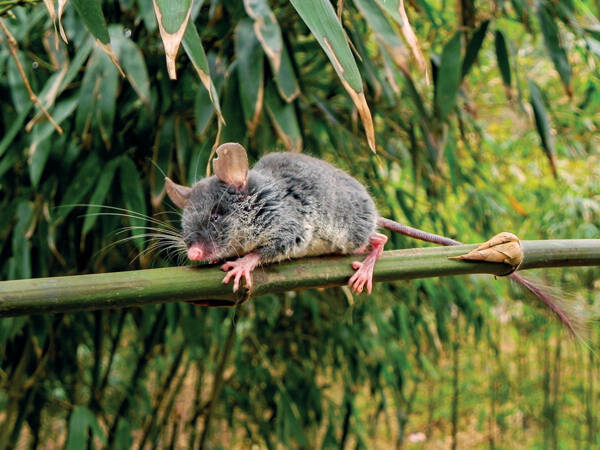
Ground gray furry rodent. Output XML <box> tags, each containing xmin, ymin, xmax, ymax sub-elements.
<box><xmin>164</xmin><ymin>143</ymin><xmax>586</xmax><ymax>336</ymax></box>
<box><xmin>165</xmin><ymin>143</ymin><xmax>387</xmax><ymax>293</ymax></box>
<box><xmin>185</xmin><ymin>152</ymin><xmax>376</xmax><ymax>260</ymax></box>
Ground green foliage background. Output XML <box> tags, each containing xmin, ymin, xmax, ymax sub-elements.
<box><xmin>1</xmin><ymin>0</ymin><xmax>599</xmax><ymax>448</ymax></box>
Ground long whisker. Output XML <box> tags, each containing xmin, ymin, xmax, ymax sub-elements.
<box><xmin>70</xmin><ymin>203</ymin><xmax>181</xmax><ymax>232</ymax></box>
<box><xmin>81</xmin><ymin>210</ymin><xmax>179</xmax><ymax>232</ymax></box>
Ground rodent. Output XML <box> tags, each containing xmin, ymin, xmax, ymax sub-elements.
<box><xmin>165</xmin><ymin>142</ymin><xmax>387</xmax><ymax>293</ymax></box>
<box><xmin>164</xmin><ymin>143</ymin><xmax>582</xmax><ymax>335</ymax></box>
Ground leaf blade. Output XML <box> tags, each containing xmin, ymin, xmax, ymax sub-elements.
<box><xmin>289</xmin><ymin>0</ymin><xmax>375</xmax><ymax>151</ymax></box>
<box><xmin>528</xmin><ymin>79</ymin><xmax>558</xmax><ymax>177</ymax></box>
<box><xmin>538</xmin><ymin>5</ymin><xmax>572</xmax><ymax>95</ymax></box>
<box><xmin>435</xmin><ymin>32</ymin><xmax>462</xmax><ymax>122</ymax></box>
<box><xmin>235</xmin><ymin>19</ymin><xmax>265</xmax><ymax>136</ymax></box>
<box><xmin>119</xmin><ymin>157</ymin><xmax>147</xmax><ymax>251</ymax></box>
<box><xmin>153</xmin><ymin>0</ymin><xmax>193</xmax><ymax>79</ymax></box>
<box><xmin>494</xmin><ymin>29</ymin><xmax>512</xmax><ymax>90</ymax></box>
<box><xmin>182</xmin><ymin>21</ymin><xmax>224</xmax><ymax>122</ymax></box>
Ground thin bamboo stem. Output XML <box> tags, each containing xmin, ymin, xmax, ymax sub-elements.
<box><xmin>0</xmin><ymin>240</ymin><xmax>599</xmax><ymax>317</ymax></box>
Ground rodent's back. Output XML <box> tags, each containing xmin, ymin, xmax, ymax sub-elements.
<box><xmin>253</xmin><ymin>152</ymin><xmax>377</xmax><ymax>255</ymax></box>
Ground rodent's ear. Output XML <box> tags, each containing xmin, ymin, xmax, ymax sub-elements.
<box><xmin>213</xmin><ymin>143</ymin><xmax>249</xmax><ymax>190</ymax></box>
<box><xmin>164</xmin><ymin>177</ymin><xmax>191</xmax><ymax>209</ymax></box>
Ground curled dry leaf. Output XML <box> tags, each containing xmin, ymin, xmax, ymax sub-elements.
<box><xmin>449</xmin><ymin>232</ymin><xmax>524</xmax><ymax>273</ymax></box>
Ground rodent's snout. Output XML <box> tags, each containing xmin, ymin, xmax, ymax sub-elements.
<box><xmin>187</xmin><ymin>242</ymin><xmax>206</xmax><ymax>261</ymax></box>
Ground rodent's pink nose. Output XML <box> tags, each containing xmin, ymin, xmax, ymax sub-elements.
<box><xmin>187</xmin><ymin>243</ymin><xmax>205</xmax><ymax>261</ymax></box>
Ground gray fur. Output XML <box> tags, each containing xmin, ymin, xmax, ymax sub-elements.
<box><xmin>181</xmin><ymin>152</ymin><xmax>378</xmax><ymax>263</ymax></box>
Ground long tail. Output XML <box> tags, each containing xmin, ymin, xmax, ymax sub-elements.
<box><xmin>377</xmin><ymin>217</ymin><xmax>583</xmax><ymax>336</ymax></box>
<box><xmin>377</xmin><ymin>217</ymin><xmax>461</xmax><ymax>246</ymax></box>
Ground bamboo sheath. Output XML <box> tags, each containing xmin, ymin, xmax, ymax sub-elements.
<box><xmin>0</xmin><ymin>240</ymin><xmax>599</xmax><ymax>317</ymax></box>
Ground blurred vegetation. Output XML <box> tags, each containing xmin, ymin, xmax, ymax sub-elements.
<box><xmin>0</xmin><ymin>0</ymin><xmax>599</xmax><ymax>448</ymax></box>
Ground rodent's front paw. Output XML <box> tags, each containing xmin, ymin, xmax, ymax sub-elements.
<box><xmin>221</xmin><ymin>253</ymin><xmax>261</xmax><ymax>292</ymax></box>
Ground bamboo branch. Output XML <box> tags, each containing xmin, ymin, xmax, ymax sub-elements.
<box><xmin>0</xmin><ymin>240</ymin><xmax>599</xmax><ymax>318</ymax></box>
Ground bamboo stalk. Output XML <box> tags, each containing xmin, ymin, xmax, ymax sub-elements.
<box><xmin>0</xmin><ymin>240</ymin><xmax>599</xmax><ymax>317</ymax></box>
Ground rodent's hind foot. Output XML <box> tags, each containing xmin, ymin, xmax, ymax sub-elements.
<box><xmin>348</xmin><ymin>233</ymin><xmax>387</xmax><ymax>294</ymax></box>
<box><xmin>348</xmin><ymin>261</ymin><xmax>373</xmax><ymax>294</ymax></box>
<box><xmin>221</xmin><ymin>253</ymin><xmax>261</xmax><ymax>292</ymax></box>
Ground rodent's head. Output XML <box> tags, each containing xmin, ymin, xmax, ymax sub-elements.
<box><xmin>164</xmin><ymin>143</ymin><xmax>251</xmax><ymax>262</ymax></box>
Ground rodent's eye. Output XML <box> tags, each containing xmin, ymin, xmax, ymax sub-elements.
<box><xmin>210</xmin><ymin>214</ymin><xmax>220</xmax><ymax>222</ymax></box>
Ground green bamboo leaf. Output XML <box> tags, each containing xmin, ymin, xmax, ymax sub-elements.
<box><xmin>119</xmin><ymin>156</ymin><xmax>147</xmax><ymax>251</ymax></box>
<box><xmin>275</xmin><ymin>44</ymin><xmax>300</xmax><ymax>102</ymax></box>
<box><xmin>538</xmin><ymin>5</ymin><xmax>572</xmax><ymax>95</ymax></box>
<box><xmin>174</xmin><ymin>116</ymin><xmax>193</xmax><ymax>182</ymax></box>
<box><xmin>115</xmin><ymin>419</ymin><xmax>133</xmax><ymax>450</ymax></box>
<box><xmin>7</xmin><ymin>51</ymin><xmax>30</xmax><ymax>113</ymax></box>
<box><xmin>461</xmin><ymin>19</ymin><xmax>489</xmax><ymax>78</ymax></box>
<box><xmin>187</xmin><ymin>140</ymin><xmax>212</xmax><ymax>185</ymax></box>
<box><xmin>58</xmin><ymin>36</ymin><xmax>94</xmax><ymax>92</ymax></box>
<box><xmin>396</xmin><ymin>303</ymin><xmax>410</xmax><ymax>341</ymax></box>
<box><xmin>436</xmin><ymin>32</ymin><xmax>462</xmax><ymax>122</ymax></box>
<box><xmin>289</xmin><ymin>0</ymin><xmax>375</xmax><ymax>151</ymax></box>
<box><xmin>372</xmin><ymin>0</ymin><xmax>402</xmax><ymax>25</ymax></box>
<box><xmin>277</xmin><ymin>391</ymin><xmax>308</xmax><ymax>446</ymax></box>
<box><xmin>265</xmin><ymin>83</ymin><xmax>302</xmax><ymax>152</ymax></box>
<box><xmin>373</xmin><ymin>0</ymin><xmax>427</xmax><ymax>74</ymax></box>
<box><xmin>0</xmin><ymin>104</ymin><xmax>32</xmax><ymax>158</ymax></box>
<box><xmin>75</xmin><ymin>47</ymin><xmax>103</xmax><ymax>137</ymax></box>
<box><xmin>511</xmin><ymin>0</ymin><xmax>531</xmax><ymax>28</ymax></box>
<box><xmin>70</xmin><ymin>0</ymin><xmax>124</xmax><ymax>75</ymax></box>
<box><xmin>243</xmin><ymin>0</ymin><xmax>282</xmax><ymax>72</ymax></box>
<box><xmin>110</xmin><ymin>27</ymin><xmax>151</xmax><ymax>106</ymax></box>
<box><xmin>137</xmin><ymin>0</ymin><xmax>157</xmax><ymax>32</ymax></box>
<box><xmin>95</xmin><ymin>50</ymin><xmax>119</xmax><ymax>148</ymax></box>
<box><xmin>0</xmin><ymin>149</ymin><xmax>19</xmax><ymax>180</ymax></box>
<box><xmin>54</xmin><ymin>153</ymin><xmax>101</xmax><ymax>225</ymax></box>
<box><xmin>235</xmin><ymin>19</ymin><xmax>264</xmax><ymax>136</ymax></box>
<box><xmin>220</xmin><ymin>69</ymin><xmax>247</xmax><ymax>144</ymax></box>
<box><xmin>194</xmin><ymin>86</ymin><xmax>215</xmax><ymax>137</ymax></box>
<box><xmin>494</xmin><ymin>29</ymin><xmax>511</xmax><ymax>90</ymax></box>
<box><xmin>528</xmin><ymin>79</ymin><xmax>558</xmax><ymax>177</ymax></box>
<box><xmin>70</xmin><ymin>0</ymin><xmax>110</xmax><ymax>43</ymax></box>
<box><xmin>29</xmin><ymin>97</ymin><xmax>78</xmax><ymax>187</ymax></box>
<box><xmin>82</xmin><ymin>157</ymin><xmax>121</xmax><ymax>236</ymax></box>
<box><xmin>10</xmin><ymin>201</ymin><xmax>34</xmax><ymax>280</ymax></box>
<box><xmin>348</xmin><ymin>20</ymin><xmax>391</xmax><ymax>100</ymax></box>
<box><xmin>151</xmin><ymin>116</ymin><xmax>175</xmax><ymax>206</ymax></box>
<box><xmin>66</xmin><ymin>406</ymin><xmax>106</xmax><ymax>450</ymax></box>
<box><xmin>354</xmin><ymin>0</ymin><xmax>408</xmax><ymax>70</ymax></box>
<box><xmin>153</xmin><ymin>0</ymin><xmax>193</xmax><ymax>79</ymax></box>
<box><xmin>243</xmin><ymin>0</ymin><xmax>299</xmax><ymax>101</ymax></box>
<box><xmin>402</xmin><ymin>72</ymin><xmax>430</xmax><ymax>122</ymax></box>
<box><xmin>419</xmin><ymin>353</ymin><xmax>440</xmax><ymax>380</ymax></box>
<box><xmin>444</xmin><ymin>132</ymin><xmax>459</xmax><ymax>193</ymax></box>
<box><xmin>182</xmin><ymin>21</ymin><xmax>224</xmax><ymax>122</ymax></box>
